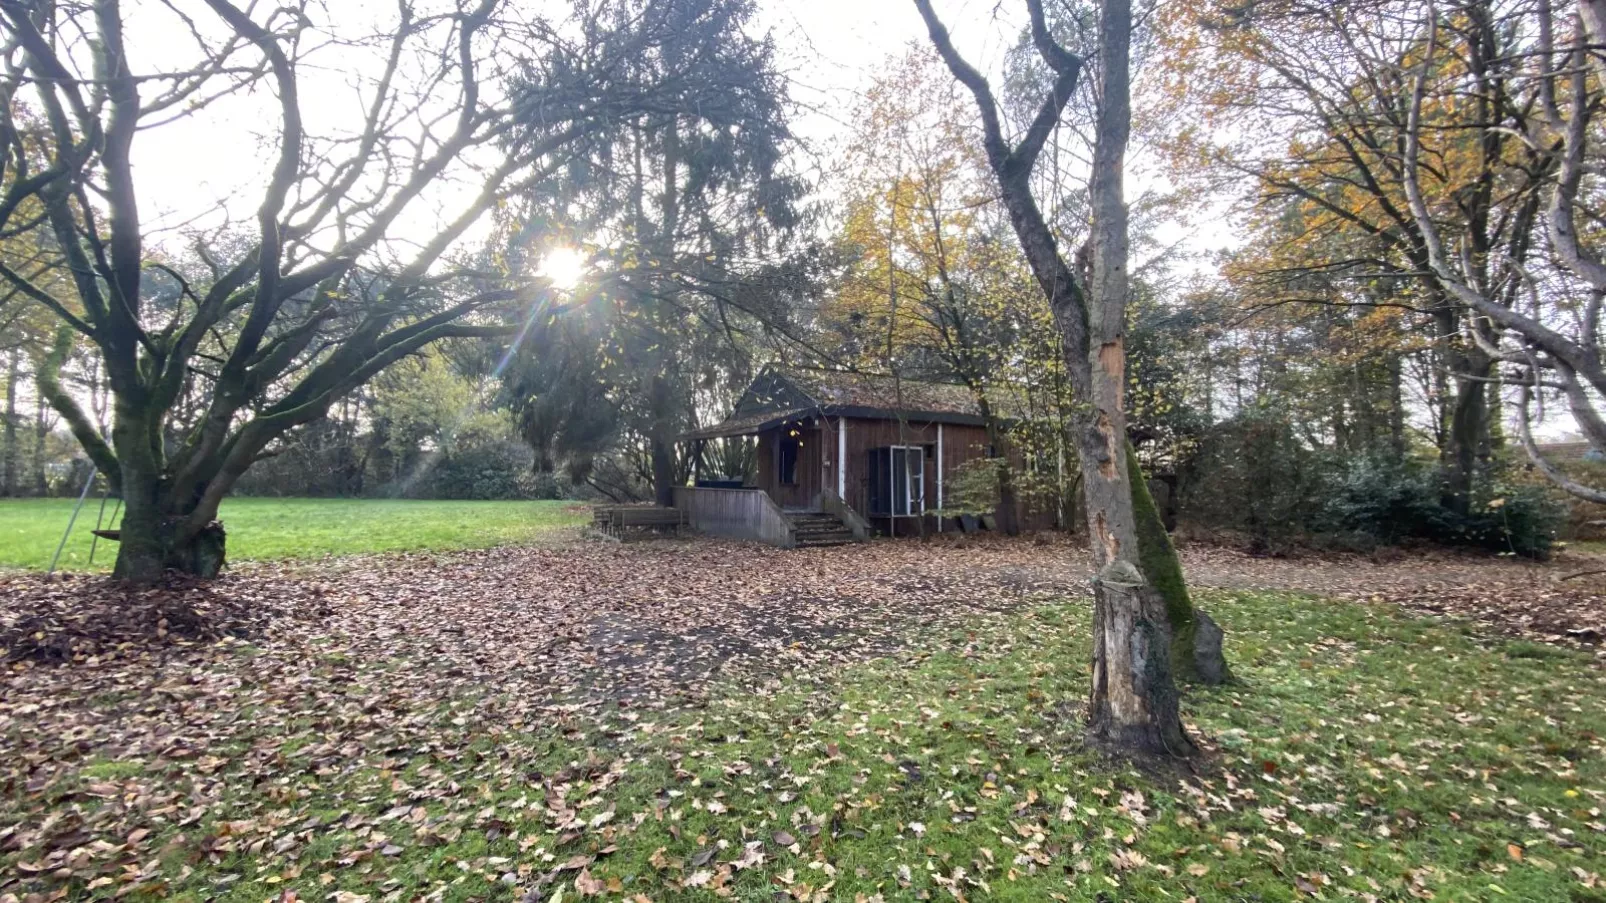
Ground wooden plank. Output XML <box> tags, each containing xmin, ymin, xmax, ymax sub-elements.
<box><xmin>673</xmin><ymin>487</ymin><xmax>795</xmax><ymax>548</ymax></box>
<box><xmin>754</xmin><ymin>420</ymin><xmax>824</xmax><ymax>510</ymax></box>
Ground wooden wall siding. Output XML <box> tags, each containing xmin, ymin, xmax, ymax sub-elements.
<box><xmin>754</xmin><ymin>421</ymin><xmax>824</xmax><ymax>510</ymax></box>
<box><xmin>836</xmin><ymin>417</ymin><xmax>992</xmax><ymax>519</ymax></box>
<box><xmin>745</xmin><ymin>414</ymin><xmax>1059</xmax><ymax>531</ymax></box>
<box><xmin>673</xmin><ymin>487</ymin><xmax>795</xmax><ymax>548</ymax></box>
<box><xmin>843</xmin><ymin>416</ymin><xmax>1057</xmax><ymax>532</ymax></box>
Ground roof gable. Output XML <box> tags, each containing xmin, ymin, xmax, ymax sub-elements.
<box><xmin>729</xmin><ymin>368</ymin><xmax>818</xmax><ymax>419</ymax></box>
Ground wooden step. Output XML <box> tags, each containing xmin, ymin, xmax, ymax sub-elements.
<box><xmin>787</xmin><ymin>510</ymin><xmax>858</xmax><ymax>547</ymax></box>
<box><xmin>797</xmin><ymin>537</ymin><xmax>855</xmax><ymax>547</ymax></box>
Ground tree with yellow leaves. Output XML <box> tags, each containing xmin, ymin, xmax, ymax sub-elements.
<box><xmin>828</xmin><ymin>48</ymin><xmax>1039</xmax><ymax>534</ymax></box>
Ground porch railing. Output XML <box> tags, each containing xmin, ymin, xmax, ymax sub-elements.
<box><xmin>672</xmin><ymin>487</ymin><xmax>796</xmax><ymax>548</ymax></box>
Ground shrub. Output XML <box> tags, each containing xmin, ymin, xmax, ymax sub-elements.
<box><xmin>1447</xmin><ymin>483</ymin><xmax>1561</xmax><ymax>560</ymax></box>
<box><xmin>1180</xmin><ymin>408</ymin><xmax>1325</xmax><ymax>553</ymax></box>
<box><xmin>939</xmin><ymin>457</ymin><xmax>1002</xmax><ymax>517</ymax></box>
<box><xmin>520</xmin><ymin>469</ymin><xmax>578</xmax><ymax>500</ymax></box>
<box><xmin>1320</xmin><ymin>456</ymin><xmax>1560</xmax><ymax>559</ymax></box>
<box><xmin>1319</xmin><ymin>455</ymin><xmax>1448</xmax><ymax>544</ymax></box>
<box><xmin>1180</xmin><ymin>410</ymin><xmax>1563</xmax><ymax>559</ymax></box>
<box><xmin>411</xmin><ymin>439</ymin><xmax>535</xmax><ymax>500</ymax></box>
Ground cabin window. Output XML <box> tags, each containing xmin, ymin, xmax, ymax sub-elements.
<box><xmin>777</xmin><ymin>430</ymin><xmax>802</xmax><ymax>485</ymax></box>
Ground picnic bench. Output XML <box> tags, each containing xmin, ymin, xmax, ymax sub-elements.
<box><xmin>591</xmin><ymin>504</ymin><xmax>687</xmax><ymax>539</ymax></box>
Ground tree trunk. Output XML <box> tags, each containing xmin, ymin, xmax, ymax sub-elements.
<box><xmin>915</xmin><ymin>0</ymin><xmax>1193</xmax><ymax>756</ymax></box>
<box><xmin>1128</xmin><ymin>442</ymin><xmax>1229</xmax><ymax>684</ymax></box>
<box><xmin>650</xmin><ymin>432</ymin><xmax>676</xmax><ymax>507</ymax></box>
<box><xmin>1080</xmin><ymin>418</ymin><xmax>1191</xmax><ymax>753</ymax></box>
<box><xmin>646</xmin><ymin>111</ymin><xmax>682</xmax><ymax>512</ymax></box>
<box><xmin>112</xmin><ymin>468</ymin><xmax>228</xmax><ymax>580</ymax></box>
<box><xmin>1442</xmin><ymin>346</ymin><xmax>1493</xmax><ymax>515</ymax></box>
<box><xmin>1080</xmin><ymin>0</ymin><xmax>1193</xmax><ymax>755</ymax></box>
<box><xmin>1389</xmin><ymin>354</ymin><xmax>1407</xmax><ymax>458</ymax></box>
<box><xmin>110</xmin><ymin>395</ymin><xmax>230</xmax><ymax>580</ymax></box>
<box><xmin>114</xmin><ymin>500</ymin><xmax>227</xmax><ymax>579</ymax></box>
<box><xmin>2</xmin><ymin>347</ymin><xmax>18</xmax><ymax>497</ymax></box>
<box><xmin>32</xmin><ymin>391</ymin><xmax>48</xmax><ymax>496</ymax></box>
<box><xmin>649</xmin><ymin>371</ymin><xmax>677</xmax><ymax>507</ymax></box>
<box><xmin>1072</xmin><ymin>343</ymin><xmax>1191</xmax><ymax>751</ymax></box>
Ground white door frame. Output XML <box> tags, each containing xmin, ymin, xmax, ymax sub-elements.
<box><xmin>888</xmin><ymin>444</ymin><xmax>924</xmax><ymax>516</ymax></box>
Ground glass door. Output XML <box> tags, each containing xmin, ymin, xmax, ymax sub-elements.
<box><xmin>891</xmin><ymin>446</ymin><xmax>924</xmax><ymax>516</ymax></box>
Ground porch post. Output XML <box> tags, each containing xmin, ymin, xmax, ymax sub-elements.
<box><xmin>819</xmin><ymin>419</ymin><xmax>828</xmax><ymax>499</ymax></box>
<box><xmin>837</xmin><ymin>418</ymin><xmax>846</xmax><ymax>498</ymax></box>
<box><xmin>936</xmin><ymin>423</ymin><xmax>944</xmax><ymax>531</ymax></box>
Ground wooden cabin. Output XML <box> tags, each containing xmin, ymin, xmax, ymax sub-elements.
<box><xmin>679</xmin><ymin>367</ymin><xmax>1049</xmax><ymax>540</ymax></box>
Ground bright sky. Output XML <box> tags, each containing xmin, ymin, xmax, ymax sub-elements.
<box><xmin>74</xmin><ymin>0</ymin><xmax>1586</xmax><ymax>439</ymax></box>
<box><xmin>757</xmin><ymin>0</ymin><xmax>1022</xmax><ymax>163</ymax></box>
<box><xmin>126</xmin><ymin>0</ymin><xmax>1027</xmax><ymax>241</ymax></box>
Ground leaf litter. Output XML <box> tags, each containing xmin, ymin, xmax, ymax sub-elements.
<box><xmin>2</xmin><ymin>534</ymin><xmax>1604</xmax><ymax>901</ymax></box>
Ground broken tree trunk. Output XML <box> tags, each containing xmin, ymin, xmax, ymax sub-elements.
<box><xmin>1127</xmin><ymin>442</ymin><xmax>1229</xmax><ymax>684</ymax></box>
<box><xmin>915</xmin><ymin>0</ymin><xmax>1195</xmax><ymax>756</ymax></box>
<box><xmin>1078</xmin><ymin>0</ymin><xmax>1195</xmax><ymax>754</ymax></box>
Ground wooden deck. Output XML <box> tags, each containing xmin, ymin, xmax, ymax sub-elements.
<box><xmin>591</xmin><ymin>505</ymin><xmax>687</xmax><ymax>539</ymax></box>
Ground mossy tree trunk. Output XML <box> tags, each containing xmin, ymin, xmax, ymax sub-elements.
<box><xmin>917</xmin><ymin>0</ymin><xmax>1195</xmax><ymax>756</ymax></box>
<box><xmin>1127</xmin><ymin>441</ymin><xmax>1229</xmax><ymax>684</ymax></box>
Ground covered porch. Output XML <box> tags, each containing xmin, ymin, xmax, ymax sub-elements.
<box><xmin>681</xmin><ymin>411</ymin><xmax>942</xmax><ymax>536</ymax></box>
<box><xmin>678</xmin><ymin>412</ymin><xmax>868</xmax><ymax>547</ymax></box>
<box><xmin>681</xmin><ymin>409</ymin><xmax>827</xmax><ymax>511</ymax></box>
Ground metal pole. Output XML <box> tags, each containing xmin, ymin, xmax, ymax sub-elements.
<box><xmin>49</xmin><ymin>468</ymin><xmax>97</xmax><ymax>576</ymax></box>
<box><xmin>88</xmin><ymin>494</ymin><xmax>121</xmax><ymax>566</ymax></box>
<box><xmin>87</xmin><ymin>491</ymin><xmax>111</xmax><ymax>565</ymax></box>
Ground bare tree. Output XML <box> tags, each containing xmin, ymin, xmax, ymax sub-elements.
<box><xmin>0</xmin><ymin>0</ymin><xmax>748</xmax><ymax>579</ymax></box>
<box><xmin>1399</xmin><ymin>0</ymin><xmax>1606</xmax><ymax>503</ymax></box>
<box><xmin>914</xmin><ymin>0</ymin><xmax>1192</xmax><ymax>755</ymax></box>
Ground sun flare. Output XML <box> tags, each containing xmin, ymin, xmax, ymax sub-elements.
<box><xmin>538</xmin><ymin>246</ymin><xmax>588</xmax><ymax>291</ymax></box>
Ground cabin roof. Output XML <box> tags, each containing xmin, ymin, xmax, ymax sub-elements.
<box><xmin>682</xmin><ymin>366</ymin><xmax>1009</xmax><ymax>440</ymax></box>
<box><xmin>680</xmin><ymin>408</ymin><xmax>813</xmax><ymax>441</ymax></box>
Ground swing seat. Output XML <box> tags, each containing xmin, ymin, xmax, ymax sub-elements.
<box><xmin>91</xmin><ymin>530</ymin><xmax>121</xmax><ymax>541</ymax></box>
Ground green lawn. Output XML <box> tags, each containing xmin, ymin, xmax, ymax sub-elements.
<box><xmin>7</xmin><ymin>589</ymin><xmax>1603</xmax><ymax>901</ymax></box>
<box><xmin>0</xmin><ymin>497</ymin><xmax>587</xmax><ymax>570</ymax></box>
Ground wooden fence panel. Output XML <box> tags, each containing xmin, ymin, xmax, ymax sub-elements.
<box><xmin>673</xmin><ymin>487</ymin><xmax>796</xmax><ymax>548</ymax></box>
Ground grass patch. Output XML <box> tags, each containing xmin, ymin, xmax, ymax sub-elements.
<box><xmin>1568</xmin><ymin>540</ymin><xmax>1606</xmax><ymax>558</ymax></box>
<box><xmin>0</xmin><ymin>497</ymin><xmax>587</xmax><ymax>571</ymax></box>
<box><xmin>5</xmin><ymin>590</ymin><xmax>1603</xmax><ymax>901</ymax></box>
<box><xmin>76</xmin><ymin>760</ymin><xmax>144</xmax><ymax>781</ymax></box>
